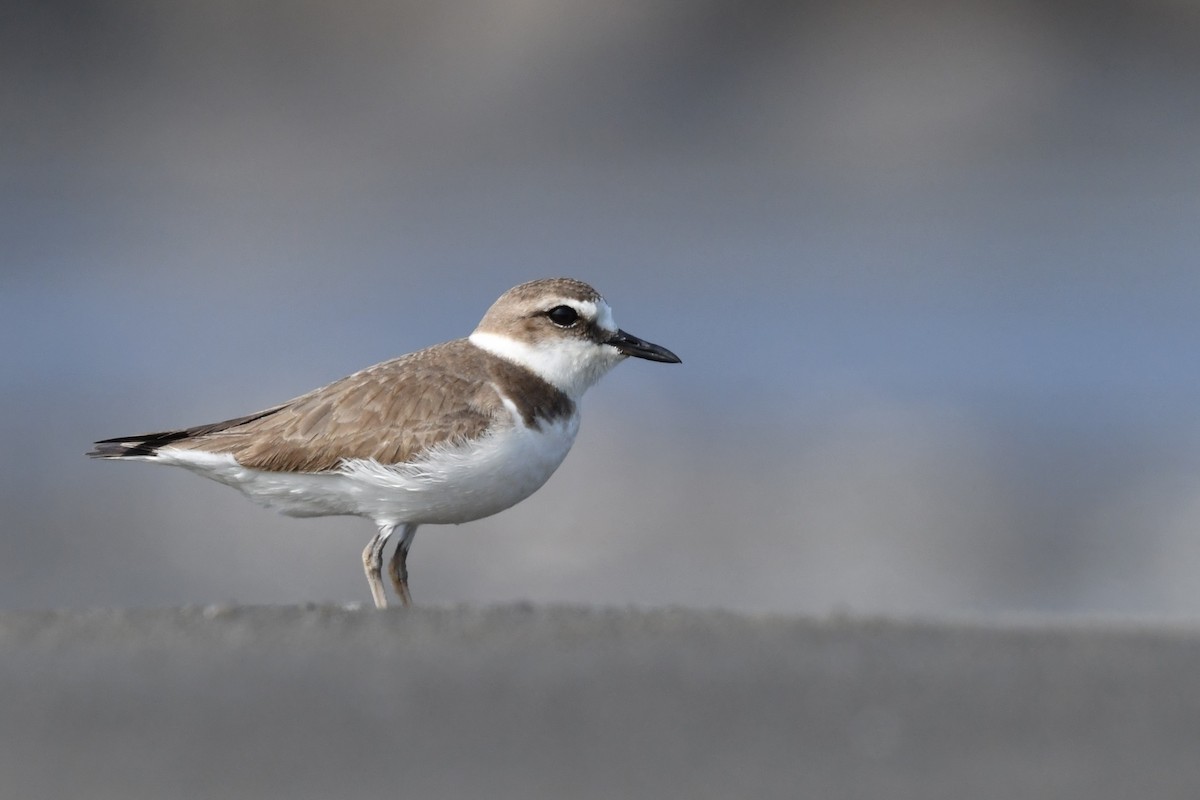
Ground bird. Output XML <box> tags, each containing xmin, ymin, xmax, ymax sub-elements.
<box><xmin>88</xmin><ymin>278</ymin><xmax>681</xmax><ymax>608</ymax></box>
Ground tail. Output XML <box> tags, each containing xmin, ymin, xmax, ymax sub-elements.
<box><xmin>87</xmin><ymin>430</ymin><xmax>195</xmax><ymax>459</ymax></box>
<box><xmin>88</xmin><ymin>407</ymin><xmax>285</xmax><ymax>459</ymax></box>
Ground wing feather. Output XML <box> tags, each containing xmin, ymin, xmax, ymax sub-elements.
<box><xmin>90</xmin><ymin>338</ymin><xmax>575</xmax><ymax>472</ymax></box>
<box><xmin>188</xmin><ymin>341</ymin><xmax>504</xmax><ymax>472</ymax></box>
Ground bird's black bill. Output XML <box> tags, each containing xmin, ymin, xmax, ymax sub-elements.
<box><xmin>606</xmin><ymin>329</ymin><xmax>682</xmax><ymax>363</ymax></box>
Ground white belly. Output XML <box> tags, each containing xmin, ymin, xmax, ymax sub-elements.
<box><xmin>156</xmin><ymin>414</ymin><xmax>581</xmax><ymax>526</ymax></box>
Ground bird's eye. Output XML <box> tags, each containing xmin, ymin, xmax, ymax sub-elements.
<box><xmin>546</xmin><ymin>305</ymin><xmax>579</xmax><ymax>327</ymax></box>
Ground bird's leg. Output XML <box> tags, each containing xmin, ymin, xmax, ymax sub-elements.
<box><xmin>387</xmin><ymin>548</ymin><xmax>411</xmax><ymax>608</ymax></box>
<box><xmin>387</xmin><ymin>523</ymin><xmax>419</xmax><ymax>608</ymax></box>
<box><xmin>362</xmin><ymin>523</ymin><xmax>395</xmax><ymax>609</ymax></box>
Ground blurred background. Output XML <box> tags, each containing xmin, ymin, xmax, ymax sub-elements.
<box><xmin>3</xmin><ymin>0</ymin><xmax>1200</xmax><ymax>616</ymax></box>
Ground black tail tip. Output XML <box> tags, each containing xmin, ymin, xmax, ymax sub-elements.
<box><xmin>87</xmin><ymin>439</ymin><xmax>159</xmax><ymax>459</ymax></box>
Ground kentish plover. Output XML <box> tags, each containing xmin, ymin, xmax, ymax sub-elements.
<box><xmin>89</xmin><ymin>278</ymin><xmax>681</xmax><ymax>608</ymax></box>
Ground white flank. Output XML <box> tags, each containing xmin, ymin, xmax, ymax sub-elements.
<box><xmin>154</xmin><ymin>411</ymin><xmax>580</xmax><ymax>528</ymax></box>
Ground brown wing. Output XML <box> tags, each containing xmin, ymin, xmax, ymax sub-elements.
<box><xmin>163</xmin><ymin>340</ymin><xmax>507</xmax><ymax>472</ymax></box>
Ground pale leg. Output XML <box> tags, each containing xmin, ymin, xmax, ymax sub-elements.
<box><xmin>362</xmin><ymin>523</ymin><xmax>396</xmax><ymax>609</ymax></box>
<box><xmin>387</xmin><ymin>523</ymin><xmax>419</xmax><ymax>608</ymax></box>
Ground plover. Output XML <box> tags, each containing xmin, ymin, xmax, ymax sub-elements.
<box><xmin>89</xmin><ymin>278</ymin><xmax>680</xmax><ymax>608</ymax></box>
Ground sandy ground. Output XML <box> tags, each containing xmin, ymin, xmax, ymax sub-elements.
<box><xmin>3</xmin><ymin>605</ymin><xmax>1199</xmax><ymax>799</ymax></box>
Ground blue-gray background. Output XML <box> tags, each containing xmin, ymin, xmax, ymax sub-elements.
<box><xmin>4</xmin><ymin>0</ymin><xmax>1199</xmax><ymax>616</ymax></box>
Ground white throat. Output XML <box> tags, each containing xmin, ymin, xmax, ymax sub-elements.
<box><xmin>468</xmin><ymin>331</ymin><xmax>624</xmax><ymax>400</ymax></box>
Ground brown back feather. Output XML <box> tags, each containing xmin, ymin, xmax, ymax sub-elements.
<box><xmin>168</xmin><ymin>339</ymin><xmax>574</xmax><ymax>472</ymax></box>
